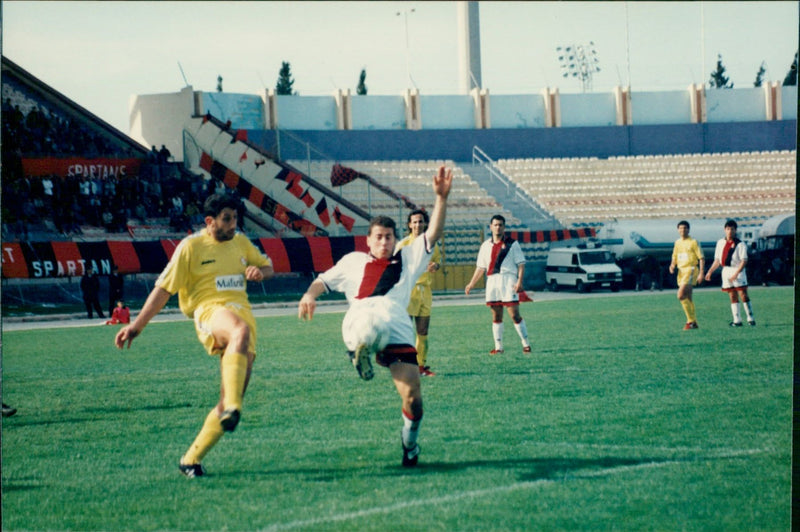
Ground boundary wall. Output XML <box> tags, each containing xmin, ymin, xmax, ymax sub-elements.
<box><xmin>130</xmin><ymin>84</ymin><xmax>797</xmax><ymax>165</ymax></box>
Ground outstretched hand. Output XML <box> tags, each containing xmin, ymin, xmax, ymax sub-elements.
<box><xmin>298</xmin><ymin>294</ymin><xmax>316</xmax><ymax>321</ymax></box>
<box><xmin>115</xmin><ymin>325</ymin><xmax>140</xmax><ymax>349</ymax></box>
<box><xmin>432</xmin><ymin>165</ymin><xmax>453</xmax><ymax>198</ymax></box>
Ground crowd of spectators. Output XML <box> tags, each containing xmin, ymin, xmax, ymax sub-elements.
<box><xmin>1</xmin><ymin>97</ymin><xmax>225</xmax><ymax>241</ymax></box>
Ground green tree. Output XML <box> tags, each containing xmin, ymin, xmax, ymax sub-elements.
<box><xmin>783</xmin><ymin>51</ymin><xmax>797</xmax><ymax>86</ymax></box>
<box><xmin>709</xmin><ymin>54</ymin><xmax>734</xmax><ymax>89</ymax></box>
<box><xmin>753</xmin><ymin>61</ymin><xmax>766</xmax><ymax>87</ymax></box>
<box><xmin>356</xmin><ymin>69</ymin><xmax>367</xmax><ymax>95</ymax></box>
<box><xmin>216</xmin><ymin>75</ymin><xmax>223</xmax><ymax>92</ymax></box>
<box><xmin>276</xmin><ymin>61</ymin><xmax>296</xmax><ymax>95</ymax></box>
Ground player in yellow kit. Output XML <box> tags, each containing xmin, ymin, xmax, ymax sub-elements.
<box><xmin>669</xmin><ymin>220</ymin><xmax>704</xmax><ymax>330</ymax></box>
<box><xmin>115</xmin><ymin>193</ymin><xmax>273</xmax><ymax>477</ymax></box>
<box><xmin>395</xmin><ymin>210</ymin><xmax>442</xmax><ymax>376</ymax></box>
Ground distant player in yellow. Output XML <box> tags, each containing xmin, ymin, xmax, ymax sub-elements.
<box><xmin>395</xmin><ymin>210</ymin><xmax>442</xmax><ymax>376</ymax></box>
<box><xmin>115</xmin><ymin>193</ymin><xmax>274</xmax><ymax>477</ymax></box>
<box><xmin>669</xmin><ymin>220</ymin><xmax>704</xmax><ymax>329</ymax></box>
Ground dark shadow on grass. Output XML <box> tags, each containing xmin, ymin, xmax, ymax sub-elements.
<box><xmin>246</xmin><ymin>455</ymin><xmax>673</xmax><ymax>483</ymax></box>
<box><xmin>2</xmin><ymin>403</ymin><xmax>195</xmax><ymax>427</ymax></box>
<box><xmin>2</xmin><ymin>477</ymin><xmax>48</xmax><ymax>492</ymax></box>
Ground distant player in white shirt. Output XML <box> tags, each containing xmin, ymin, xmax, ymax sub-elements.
<box><xmin>465</xmin><ymin>214</ymin><xmax>531</xmax><ymax>355</ymax></box>
<box><xmin>298</xmin><ymin>166</ymin><xmax>452</xmax><ymax>467</ymax></box>
<box><xmin>705</xmin><ymin>219</ymin><xmax>756</xmax><ymax>326</ymax></box>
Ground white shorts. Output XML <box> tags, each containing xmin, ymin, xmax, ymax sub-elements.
<box><xmin>721</xmin><ymin>266</ymin><xmax>748</xmax><ymax>291</ymax></box>
<box><xmin>485</xmin><ymin>273</ymin><xmax>519</xmax><ymax>306</ymax></box>
<box><xmin>341</xmin><ymin>296</ymin><xmax>415</xmax><ymax>352</ymax></box>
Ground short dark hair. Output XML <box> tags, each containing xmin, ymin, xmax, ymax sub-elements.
<box><xmin>724</xmin><ymin>219</ymin><xmax>738</xmax><ymax>229</ymax></box>
<box><xmin>203</xmin><ymin>193</ymin><xmax>241</xmax><ymax>218</ymax></box>
<box><xmin>368</xmin><ymin>215</ymin><xmax>397</xmax><ymax>237</ymax></box>
<box><xmin>407</xmin><ymin>209</ymin><xmax>429</xmax><ymax>226</ymax></box>
<box><xmin>677</xmin><ymin>220</ymin><xmax>690</xmax><ymax>229</ymax></box>
<box><xmin>491</xmin><ymin>214</ymin><xmax>506</xmax><ymax>225</ymax></box>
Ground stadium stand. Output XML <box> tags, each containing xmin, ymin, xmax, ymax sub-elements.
<box><xmin>287</xmin><ymin>158</ymin><xmax>527</xmax><ymax>263</ymax></box>
<box><xmin>496</xmin><ymin>151</ymin><xmax>796</xmax><ymax>226</ymax></box>
<box><xmin>289</xmin><ymin>159</ymin><xmax>520</xmax><ymax>227</ymax></box>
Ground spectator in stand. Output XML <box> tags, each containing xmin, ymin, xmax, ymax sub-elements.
<box><xmin>105</xmin><ymin>300</ymin><xmax>131</xmax><ymax>325</ymax></box>
<box><xmin>80</xmin><ymin>266</ymin><xmax>105</xmax><ymax>319</ymax></box>
<box><xmin>79</xmin><ymin>176</ymin><xmax>91</xmax><ymax>207</ymax></box>
<box><xmin>158</xmin><ymin>144</ymin><xmax>172</xmax><ymax>165</ymax></box>
<box><xmin>171</xmin><ymin>194</ymin><xmax>184</xmax><ymax>216</ymax></box>
<box><xmin>108</xmin><ymin>264</ymin><xmax>125</xmax><ymax>316</ymax></box>
<box><xmin>134</xmin><ymin>202</ymin><xmax>148</xmax><ymax>223</ymax></box>
<box><xmin>41</xmin><ymin>174</ymin><xmax>54</xmax><ymax>209</ymax></box>
<box><xmin>101</xmin><ymin>208</ymin><xmax>114</xmax><ymax>231</ymax></box>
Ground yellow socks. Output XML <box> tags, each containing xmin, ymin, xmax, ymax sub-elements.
<box><xmin>221</xmin><ymin>351</ymin><xmax>248</xmax><ymax>412</ymax></box>
<box><xmin>415</xmin><ymin>334</ymin><xmax>428</xmax><ymax>367</ymax></box>
<box><xmin>182</xmin><ymin>409</ymin><xmax>224</xmax><ymax>465</ymax></box>
<box><xmin>680</xmin><ymin>299</ymin><xmax>696</xmax><ymax>323</ymax></box>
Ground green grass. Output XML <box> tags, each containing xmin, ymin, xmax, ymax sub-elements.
<box><xmin>1</xmin><ymin>287</ymin><xmax>792</xmax><ymax>531</ymax></box>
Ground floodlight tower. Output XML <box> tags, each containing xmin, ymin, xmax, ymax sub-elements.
<box><xmin>556</xmin><ymin>41</ymin><xmax>601</xmax><ymax>92</ymax></box>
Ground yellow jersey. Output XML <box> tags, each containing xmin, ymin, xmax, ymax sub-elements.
<box><xmin>156</xmin><ymin>230</ymin><xmax>271</xmax><ymax>318</ymax></box>
<box><xmin>672</xmin><ymin>237</ymin><xmax>703</xmax><ymax>270</ymax></box>
<box><xmin>396</xmin><ymin>233</ymin><xmax>441</xmax><ymax>288</ymax></box>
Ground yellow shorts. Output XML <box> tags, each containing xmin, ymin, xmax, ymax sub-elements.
<box><xmin>407</xmin><ymin>284</ymin><xmax>432</xmax><ymax>318</ymax></box>
<box><xmin>193</xmin><ymin>302</ymin><xmax>257</xmax><ymax>356</ymax></box>
<box><xmin>676</xmin><ymin>266</ymin><xmax>699</xmax><ymax>287</ymax></box>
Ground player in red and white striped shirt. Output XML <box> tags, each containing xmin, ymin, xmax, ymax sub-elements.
<box><xmin>705</xmin><ymin>219</ymin><xmax>756</xmax><ymax>326</ymax></box>
<box><xmin>298</xmin><ymin>166</ymin><xmax>452</xmax><ymax>467</ymax></box>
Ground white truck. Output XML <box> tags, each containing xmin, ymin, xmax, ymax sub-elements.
<box><xmin>545</xmin><ymin>244</ymin><xmax>622</xmax><ymax>293</ymax></box>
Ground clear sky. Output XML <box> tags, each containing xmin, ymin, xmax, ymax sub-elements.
<box><xmin>3</xmin><ymin>1</ymin><xmax>797</xmax><ymax>133</ymax></box>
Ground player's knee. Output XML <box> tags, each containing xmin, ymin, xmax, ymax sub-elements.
<box><xmin>229</xmin><ymin>321</ymin><xmax>251</xmax><ymax>351</ymax></box>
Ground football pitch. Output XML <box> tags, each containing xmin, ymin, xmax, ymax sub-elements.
<box><xmin>1</xmin><ymin>286</ymin><xmax>792</xmax><ymax>531</ymax></box>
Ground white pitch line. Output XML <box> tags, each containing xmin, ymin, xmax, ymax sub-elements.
<box><xmin>258</xmin><ymin>447</ymin><xmax>767</xmax><ymax>532</ymax></box>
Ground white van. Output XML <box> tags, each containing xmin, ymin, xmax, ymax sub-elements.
<box><xmin>545</xmin><ymin>244</ymin><xmax>622</xmax><ymax>293</ymax></box>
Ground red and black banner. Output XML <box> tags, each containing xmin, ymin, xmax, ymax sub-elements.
<box><xmin>20</xmin><ymin>157</ymin><xmax>144</xmax><ymax>179</ymax></box>
<box><xmin>506</xmin><ymin>228</ymin><xmax>596</xmax><ymax>243</ymax></box>
<box><xmin>1</xmin><ymin>236</ymin><xmax>368</xmax><ymax>279</ymax></box>
<box><xmin>199</xmin><ymin>152</ymin><xmax>326</xmax><ymax>237</ymax></box>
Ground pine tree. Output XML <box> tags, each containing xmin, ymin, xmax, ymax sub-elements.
<box><xmin>753</xmin><ymin>62</ymin><xmax>766</xmax><ymax>87</ymax></box>
<box><xmin>276</xmin><ymin>62</ymin><xmax>296</xmax><ymax>95</ymax></box>
<box><xmin>783</xmin><ymin>51</ymin><xmax>797</xmax><ymax>86</ymax></box>
<box><xmin>709</xmin><ymin>54</ymin><xmax>734</xmax><ymax>89</ymax></box>
<box><xmin>356</xmin><ymin>69</ymin><xmax>367</xmax><ymax>95</ymax></box>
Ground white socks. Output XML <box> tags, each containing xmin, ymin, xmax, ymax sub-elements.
<box><xmin>492</xmin><ymin>321</ymin><xmax>504</xmax><ymax>350</ymax></box>
<box><xmin>514</xmin><ymin>319</ymin><xmax>530</xmax><ymax>348</ymax></box>
<box><xmin>401</xmin><ymin>410</ymin><xmax>422</xmax><ymax>448</ymax></box>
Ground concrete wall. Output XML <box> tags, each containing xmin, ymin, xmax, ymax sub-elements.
<box><xmin>351</xmin><ymin>95</ymin><xmax>407</xmax><ymax>130</ymax></box>
<box><xmin>128</xmin><ymin>85</ymin><xmax>195</xmax><ymax>156</ymax></box>
<box><xmin>131</xmin><ymin>85</ymin><xmax>797</xmax><ymax>162</ymax></box>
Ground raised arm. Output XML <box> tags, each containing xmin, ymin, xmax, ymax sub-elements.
<box><xmin>114</xmin><ymin>286</ymin><xmax>172</xmax><ymax>349</ymax></box>
<box><xmin>424</xmin><ymin>166</ymin><xmax>453</xmax><ymax>245</ymax></box>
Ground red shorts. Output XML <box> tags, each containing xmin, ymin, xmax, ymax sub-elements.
<box><xmin>376</xmin><ymin>344</ymin><xmax>417</xmax><ymax>367</ymax></box>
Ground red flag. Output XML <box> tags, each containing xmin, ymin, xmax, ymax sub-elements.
<box><xmin>315</xmin><ymin>198</ymin><xmax>330</xmax><ymax>226</ymax></box>
<box><xmin>231</xmin><ymin>129</ymin><xmax>247</xmax><ymax>143</ymax></box>
<box><xmin>299</xmin><ymin>188</ymin><xmax>315</xmax><ymax>207</ymax></box>
<box><xmin>518</xmin><ymin>290</ymin><xmax>534</xmax><ymax>303</ymax></box>
<box><xmin>285</xmin><ymin>173</ymin><xmax>304</xmax><ymax>198</ymax></box>
<box><xmin>330</xmin><ymin>164</ymin><xmax>363</xmax><ymax>187</ymax></box>
<box><xmin>334</xmin><ymin>206</ymin><xmax>355</xmax><ymax>232</ymax></box>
